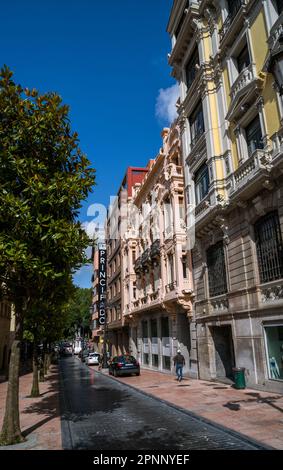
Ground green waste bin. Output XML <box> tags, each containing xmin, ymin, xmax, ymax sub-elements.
<box><xmin>233</xmin><ymin>367</ymin><xmax>246</xmax><ymax>389</ymax></box>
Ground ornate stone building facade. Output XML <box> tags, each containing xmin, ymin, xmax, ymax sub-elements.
<box><xmin>105</xmin><ymin>167</ymin><xmax>148</xmax><ymax>357</ymax></box>
<box><xmin>167</xmin><ymin>0</ymin><xmax>283</xmax><ymax>392</ymax></box>
<box><xmin>122</xmin><ymin>123</ymin><xmax>196</xmax><ymax>376</ymax></box>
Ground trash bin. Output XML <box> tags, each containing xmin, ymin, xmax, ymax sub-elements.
<box><xmin>232</xmin><ymin>367</ymin><xmax>246</xmax><ymax>389</ymax></box>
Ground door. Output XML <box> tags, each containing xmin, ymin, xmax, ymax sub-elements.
<box><xmin>212</xmin><ymin>325</ymin><xmax>235</xmax><ymax>379</ymax></box>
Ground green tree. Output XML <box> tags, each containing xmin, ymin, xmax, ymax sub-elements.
<box><xmin>64</xmin><ymin>286</ymin><xmax>92</xmax><ymax>339</ymax></box>
<box><xmin>0</xmin><ymin>66</ymin><xmax>95</xmax><ymax>445</ymax></box>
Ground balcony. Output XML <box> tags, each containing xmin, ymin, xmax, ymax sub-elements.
<box><xmin>229</xmin><ymin>149</ymin><xmax>272</xmax><ymax>198</ymax></box>
<box><xmin>210</xmin><ymin>294</ymin><xmax>229</xmax><ymax>314</ymax></box>
<box><xmin>133</xmin><ymin>299</ymin><xmax>140</xmax><ymax>309</ymax></box>
<box><xmin>140</xmin><ymin>295</ymin><xmax>148</xmax><ymax>305</ymax></box>
<box><xmin>195</xmin><ymin>193</ymin><xmax>211</xmax><ymax>219</ymax></box>
<box><xmin>141</xmin><ymin>248</ymin><xmax>151</xmax><ymax>267</ymax></box>
<box><xmin>268</xmin><ymin>12</ymin><xmax>283</xmax><ymax>51</ymax></box>
<box><xmin>168</xmin><ymin>2</ymin><xmax>200</xmax><ymax>72</ymax></box>
<box><xmin>165</xmin><ymin>282</ymin><xmax>176</xmax><ymax>294</ymax></box>
<box><xmin>150</xmin><ymin>240</ymin><xmax>160</xmax><ymax>261</ymax></box>
<box><xmin>230</xmin><ymin>63</ymin><xmax>257</xmax><ymax>104</ymax></box>
<box><xmin>134</xmin><ymin>256</ymin><xmax>143</xmax><ymax>274</ymax></box>
<box><xmin>219</xmin><ymin>0</ymin><xmax>249</xmax><ymax>47</ymax></box>
<box><xmin>260</xmin><ymin>279</ymin><xmax>283</xmax><ymax>305</ymax></box>
<box><xmin>190</xmin><ymin>128</ymin><xmax>205</xmax><ymax>151</ymax></box>
<box><xmin>149</xmin><ymin>290</ymin><xmax>159</xmax><ymax>302</ymax></box>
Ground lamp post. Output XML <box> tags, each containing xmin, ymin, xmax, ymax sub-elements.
<box><xmin>102</xmin><ymin>316</ymin><xmax>108</xmax><ymax>368</ymax></box>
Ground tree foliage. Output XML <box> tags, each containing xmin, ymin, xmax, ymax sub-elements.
<box><xmin>64</xmin><ymin>286</ymin><xmax>92</xmax><ymax>338</ymax></box>
<box><xmin>0</xmin><ymin>65</ymin><xmax>95</xmax><ymax>445</ymax></box>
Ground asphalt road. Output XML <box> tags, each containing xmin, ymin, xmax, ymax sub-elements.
<box><xmin>59</xmin><ymin>356</ymin><xmax>265</xmax><ymax>450</ymax></box>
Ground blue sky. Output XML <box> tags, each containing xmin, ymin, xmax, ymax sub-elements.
<box><xmin>1</xmin><ymin>0</ymin><xmax>177</xmax><ymax>287</ymax></box>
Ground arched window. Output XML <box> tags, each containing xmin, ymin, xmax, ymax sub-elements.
<box><xmin>254</xmin><ymin>211</ymin><xmax>283</xmax><ymax>283</ymax></box>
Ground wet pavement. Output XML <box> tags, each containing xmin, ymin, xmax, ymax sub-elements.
<box><xmin>59</xmin><ymin>357</ymin><xmax>266</xmax><ymax>450</ymax></box>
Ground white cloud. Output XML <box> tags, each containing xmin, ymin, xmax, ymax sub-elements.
<box><xmin>155</xmin><ymin>83</ymin><xmax>179</xmax><ymax>124</ymax></box>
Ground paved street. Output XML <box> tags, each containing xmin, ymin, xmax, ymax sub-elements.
<box><xmin>59</xmin><ymin>357</ymin><xmax>266</xmax><ymax>450</ymax></box>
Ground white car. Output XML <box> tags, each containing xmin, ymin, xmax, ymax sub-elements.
<box><xmin>85</xmin><ymin>352</ymin><xmax>100</xmax><ymax>366</ymax></box>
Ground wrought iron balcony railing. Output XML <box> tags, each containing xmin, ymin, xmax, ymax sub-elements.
<box><xmin>219</xmin><ymin>0</ymin><xmax>246</xmax><ymax>42</ymax></box>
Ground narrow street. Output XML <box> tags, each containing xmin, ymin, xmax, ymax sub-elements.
<box><xmin>59</xmin><ymin>357</ymin><xmax>266</xmax><ymax>450</ymax></box>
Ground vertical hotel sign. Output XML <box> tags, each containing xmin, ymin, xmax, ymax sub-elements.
<box><xmin>98</xmin><ymin>243</ymin><xmax>107</xmax><ymax>326</ymax></box>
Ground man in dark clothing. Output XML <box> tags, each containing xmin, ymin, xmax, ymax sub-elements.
<box><xmin>173</xmin><ymin>350</ymin><xmax>185</xmax><ymax>381</ymax></box>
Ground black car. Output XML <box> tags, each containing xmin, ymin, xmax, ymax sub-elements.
<box><xmin>60</xmin><ymin>342</ymin><xmax>73</xmax><ymax>356</ymax></box>
<box><xmin>109</xmin><ymin>355</ymin><xmax>140</xmax><ymax>377</ymax></box>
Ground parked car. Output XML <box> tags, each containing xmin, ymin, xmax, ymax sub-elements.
<box><xmin>85</xmin><ymin>352</ymin><xmax>100</xmax><ymax>366</ymax></box>
<box><xmin>79</xmin><ymin>349</ymin><xmax>90</xmax><ymax>362</ymax></box>
<box><xmin>61</xmin><ymin>342</ymin><xmax>73</xmax><ymax>356</ymax></box>
<box><xmin>109</xmin><ymin>355</ymin><xmax>140</xmax><ymax>377</ymax></box>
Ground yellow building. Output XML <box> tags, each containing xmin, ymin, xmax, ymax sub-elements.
<box><xmin>167</xmin><ymin>0</ymin><xmax>283</xmax><ymax>393</ymax></box>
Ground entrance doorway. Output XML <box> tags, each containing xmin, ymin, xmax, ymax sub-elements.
<box><xmin>211</xmin><ymin>325</ymin><xmax>235</xmax><ymax>379</ymax></box>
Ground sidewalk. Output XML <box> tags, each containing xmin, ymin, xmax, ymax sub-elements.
<box><xmin>100</xmin><ymin>368</ymin><xmax>283</xmax><ymax>450</ymax></box>
<box><xmin>0</xmin><ymin>365</ymin><xmax>61</xmax><ymax>450</ymax></box>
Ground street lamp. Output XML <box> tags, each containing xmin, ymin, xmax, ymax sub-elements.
<box><xmin>102</xmin><ymin>319</ymin><xmax>109</xmax><ymax>368</ymax></box>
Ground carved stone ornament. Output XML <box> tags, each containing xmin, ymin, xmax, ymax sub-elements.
<box><xmin>261</xmin><ymin>285</ymin><xmax>283</xmax><ymax>303</ymax></box>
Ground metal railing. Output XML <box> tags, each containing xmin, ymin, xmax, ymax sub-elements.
<box><xmin>219</xmin><ymin>0</ymin><xmax>246</xmax><ymax>42</ymax></box>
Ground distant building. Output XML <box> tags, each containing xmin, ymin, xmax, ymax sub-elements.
<box><xmin>122</xmin><ymin>123</ymin><xmax>196</xmax><ymax>375</ymax></box>
<box><xmin>105</xmin><ymin>167</ymin><xmax>148</xmax><ymax>356</ymax></box>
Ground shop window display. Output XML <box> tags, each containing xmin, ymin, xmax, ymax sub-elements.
<box><xmin>264</xmin><ymin>325</ymin><xmax>283</xmax><ymax>380</ymax></box>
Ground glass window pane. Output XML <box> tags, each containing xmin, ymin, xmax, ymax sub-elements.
<box><xmin>245</xmin><ymin>116</ymin><xmax>263</xmax><ymax>156</ymax></box>
<box><xmin>207</xmin><ymin>241</ymin><xmax>228</xmax><ymax>296</ymax></box>
<box><xmin>265</xmin><ymin>326</ymin><xmax>283</xmax><ymax>380</ymax></box>
<box><xmin>254</xmin><ymin>211</ymin><xmax>283</xmax><ymax>283</ymax></box>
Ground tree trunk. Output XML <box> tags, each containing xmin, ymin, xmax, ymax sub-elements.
<box><xmin>43</xmin><ymin>343</ymin><xmax>48</xmax><ymax>375</ymax></box>
<box><xmin>39</xmin><ymin>362</ymin><xmax>45</xmax><ymax>382</ymax></box>
<box><xmin>0</xmin><ymin>315</ymin><xmax>24</xmax><ymax>445</ymax></box>
<box><xmin>31</xmin><ymin>343</ymin><xmax>40</xmax><ymax>396</ymax></box>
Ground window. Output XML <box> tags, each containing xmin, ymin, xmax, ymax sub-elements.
<box><xmin>164</xmin><ymin>199</ymin><xmax>173</xmax><ymax>235</ymax></box>
<box><xmin>254</xmin><ymin>211</ymin><xmax>283</xmax><ymax>283</ymax></box>
<box><xmin>194</xmin><ymin>163</ymin><xmax>209</xmax><ymax>204</ymax></box>
<box><xmin>189</xmin><ymin>101</ymin><xmax>205</xmax><ymax>148</ymax></box>
<box><xmin>154</xmin><ymin>265</ymin><xmax>160</xmax><ymax>291</ymax></box>
<box><xmin>245</xmin><ymin>116</ymin><xmax>264</xmax><ymax>157</ymax></box>
<box><xmin>185</xmin><ymin>46</ymin><xmax>199</xmax><ymax>90</ymax></box>
<box><xmin>182</xmin><ymin>256</ymin><xmax>188</xmax><ymax>279</ymax></box>
<box><xmin>178</xmin><ymin>197</ymin><xmax>185</xmax><ymax>222</ymax></box>
<box><xmin>227</xmin><ymin>0</ymin><xmax>242</xmax><ymax>20</ymax></box>
<box><xmin>207</xmin><ymin>241</ymin><xmax>228</xmax><ymax>297</ymax></box>
<box><xmin>236</xmin><ymin>43</ymin><xmax>250</xmax><ymax>73</ymax></box>
<box><xmin>167</xmin><ymin>254</ymin><xmax>174</xmax><ymax>285</ymax></box>
<box><xmin>275</xmin><ymin>0</ymin><xmax>283</xmax><ymax>15</ymax></box>
<box><xmin>264</xmin><ymin>325</ymin><xmax>283</xmax><ymax>381</ymax></box>
<box><xmin>174</xmin><ymin>1</ymin><xmax>189</xmax><ymax>38</ymax></box>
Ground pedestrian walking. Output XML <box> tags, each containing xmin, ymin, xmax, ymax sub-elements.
<box><xmin>173</xmin><ymin>349</ymin><xmax>185</xmax><ymax>382</ymax></box>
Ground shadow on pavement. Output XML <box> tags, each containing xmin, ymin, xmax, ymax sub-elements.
<box><xmin>223</xmin><ymin>392</ymin><xmax>283</xmax><ymax>413</ymax></box>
